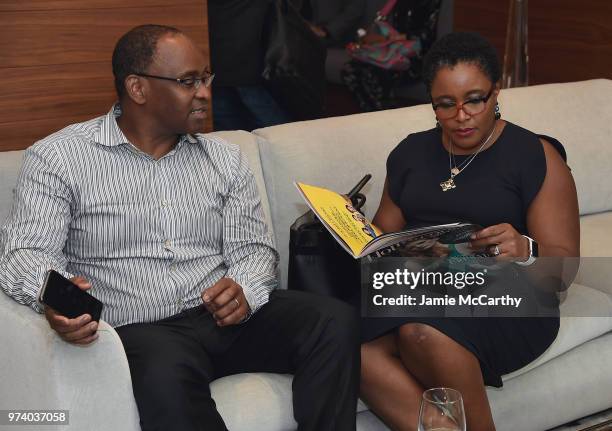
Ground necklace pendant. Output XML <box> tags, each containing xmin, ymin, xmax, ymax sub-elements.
<box><xmin>440</xmin><ymin>177</ymin><xmax>456</xmax><ymax>192</ymax></box>
<box><xmin>450</xmin><ymin>167</ymin><xmax>460</xmax><ymax>176</ymax></box>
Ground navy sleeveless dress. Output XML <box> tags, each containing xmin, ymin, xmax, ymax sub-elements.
<box><xmin>361</xmin><ymin>121</ymin><xmax>566</xmax><ymax>387</ymax></box>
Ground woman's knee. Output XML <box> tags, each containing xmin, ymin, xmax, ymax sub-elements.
<box><xmin>396</xmin><ymin>323</ymin><xmax>480</xmax><ymax>372</ymax></box>
<box><xmin>397</xmin><ymin>323</ymin><xmax>441</xmax><ymax>348</ymax></box>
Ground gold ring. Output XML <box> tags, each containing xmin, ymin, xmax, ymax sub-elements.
<box><xmin>233</xmin><ymin>298</ymin><xmax>239</xmax><ymax>308</ymax></box>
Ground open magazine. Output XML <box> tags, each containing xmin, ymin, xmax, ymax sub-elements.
<box><xmin>295</xmin><ymin>182</ymin><xmax>486</xmax><ymax>259</ymax></box>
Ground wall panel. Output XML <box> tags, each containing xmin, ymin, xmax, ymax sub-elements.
<box><xmin>0</xmin><ymin>0</ymin><xmax>210</xmax><ymax>151</ymax></box>
<box><xmin>454</xmin><ymin>0</ymin><xmax>612</xmax><ymax>86</ymax></box>
<box><xmin>0</xmin><ymin>1</ymin><xmax>182</xmax><ymax>11</ymax></box>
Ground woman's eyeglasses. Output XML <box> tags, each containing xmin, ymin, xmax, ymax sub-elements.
<box><xmin>432</xmin><ymin>87</ymin><xmax>494</xmax><ymax>120</ymax></box>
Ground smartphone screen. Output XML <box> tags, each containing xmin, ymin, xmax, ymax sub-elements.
<box><xmin>40</xmin><ymin>270</ymin><xmax>103</xmax><ymax>322</ymax></box>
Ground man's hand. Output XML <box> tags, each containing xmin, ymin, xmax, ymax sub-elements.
<box><xmin>201</xmin><ymin>277</ymin><xmax>251</xmax><ymax>327</ymax></box>
<box><xmin>44</xmin><ymin>276</ymin><xmax>99</xmax><ymax>345</ymax></box>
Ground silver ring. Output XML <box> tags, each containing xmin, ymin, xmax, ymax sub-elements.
<box><xmin>233</xmin><ymin>298</ymin><xmax>240</xmax><ymax>308</ymax></box>
<box><xmin>493</xmin><ymin>245</ymin><xmax>501</xmax><ymax>256</ymax></box>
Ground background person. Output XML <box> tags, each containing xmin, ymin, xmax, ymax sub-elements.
<box><xmin>208</xmin><ymin>0</ymin><xmax>292</xmax><ymax>131</ymax></box>
<box><xmin>342</xmin><ymin>0</ymin><xmax>443</xmax><ymax>111</ymax></box>
<box><xmin>297</xmin><ymin>0</ymin><xmax>366</xmax><ymax>47</ymax></box>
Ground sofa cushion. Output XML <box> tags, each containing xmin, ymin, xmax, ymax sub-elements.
<box><xmin>502</xmin><ymin>283</ymin><xmax>612</xmax><ymax>381</ymax></box>
<box><xmin>210</xmin><ymin>372</ymin><xmax>375</xmax><ymax>431</ymax></box>
<box><xmin>211</xmin><ymin>372</ymin><xmax>373</xmax><ymax>431</ymax></box>
<box><xmin>497</xmin><ymin>79</ymin><xmax>612</xmax><ymax>216</ymax></box>
<box><xmin>211</xmin><ymin>373</ymin><xmax>296</xmax><ymax>431</ymax></box>
<box><xmin>255</xmin><ymin>104</ymin><xmax>435</xmax><ymax>287</ymax></box>
<box><xmin>580</xmin><ymin>211</ymin><xmax>612</xmax><ymax>257</ymax></box>
<box><xmin>0</xmin><ymin>150</ymin><xmax>24</xmax><ymax>225</ymax></box>
<box><xmin>489</xmin><ymin>332</ymin><xmax>612</xmax><ymax>431</ymax></box>
<box><xmin>575</xmin><ymin>211</ymin><xmax>612</xmax><ymax>295</ymax></box>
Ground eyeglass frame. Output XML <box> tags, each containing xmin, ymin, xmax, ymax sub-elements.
<box><xmin>431</xmin><ymin>86</ymin><xmax>495</xmax><ymax>119</ymax></box>
<box><xmin>134</xmin><ymin>71</ymin><xmax>215</xmax><ymax>89</ymax></box>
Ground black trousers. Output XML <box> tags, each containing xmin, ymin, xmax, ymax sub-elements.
<box><xmin>116</xmin><ymin>290</ymin><xmax>360</xmax><ymax>431</ymax></box>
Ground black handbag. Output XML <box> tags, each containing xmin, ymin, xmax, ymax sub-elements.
<box><xmin>288</xmin><ymin>175</ymin><xmax>371</xmax><ymax>303</ymax></box>
<box><xmin>262</xmin><ymin>0</ymin><xmax>327</xmax><ymax>121</ymax></box>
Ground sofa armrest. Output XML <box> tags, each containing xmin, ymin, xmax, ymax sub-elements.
<box><xmin>0</xmin><ymin>292</ymin><xmax>140</xmax><ymax>431</ymax></box>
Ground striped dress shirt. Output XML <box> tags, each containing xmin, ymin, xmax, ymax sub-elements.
<box><xmin>0</xmin><ymin>105</ymin><xmax>279</xmax><ymax>327</ymax></box>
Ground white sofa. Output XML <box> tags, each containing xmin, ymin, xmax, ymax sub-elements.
<box><xmin>1</xmin><ymin>79</ymin><xmax>612</xmax><ymax>431</ymax></box>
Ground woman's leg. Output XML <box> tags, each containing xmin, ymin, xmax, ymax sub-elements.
<box><xmin>361</xmin><ymin>333</ymin><xmax>425</xmax><ymax>431</ymax></box>
<box><xmin>396</xmin><ymin>323</ymin><xmax>496</xmax><ymax>431</ymax></box>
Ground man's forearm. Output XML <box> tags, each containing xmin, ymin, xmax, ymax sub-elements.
<box><xmin>0</xmin><ymin>143</ymin><xmax>74</xmax><ymax>312</ymax></box>
<box><xmin>226</xmin><ymin>247</ymin><xmax>279</xmax><ymax>313</ymax></box>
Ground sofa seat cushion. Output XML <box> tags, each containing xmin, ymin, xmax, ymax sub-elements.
<box><xmin>208</xmin><ymin>284</ymin><xmax>612</xmax><ymax>430</ymax></box>
<box><xmin>211</xmin><ymin>373</ymin><xmax>295</xmax><ymax>431</ymax></box>
<box><xmin>489</xmin><ymin>332</ymin><xmax>612</xmax><ymax>431</ymax></box>
<box><xmin>210</xmin><ymin>372</ymin><xmax>373</xmax><ymax>431</ymax></box>
<box><xmin>502</xmin><ymin>283</ymin><xmax>612</xmax><ymax>381</ymax></box>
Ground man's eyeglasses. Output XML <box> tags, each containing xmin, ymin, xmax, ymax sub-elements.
<box><xmin>135</xmin><ymin>71</ymin><xmax>215</xmax><ymax>89</ymax></box>
<box><xmin>432</xmin><ymin>86</ymin><xmax>495</xmax><ymax>120</ymax></box>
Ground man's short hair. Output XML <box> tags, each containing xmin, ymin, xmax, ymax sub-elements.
<box><xmin>112</xmin><ymin>24</ymin><xmax>182</xmax><ymax>100</ymax></box>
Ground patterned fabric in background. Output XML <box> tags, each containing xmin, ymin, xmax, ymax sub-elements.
<box><xmin>342</xmin><ymin>0</ymin><xmax>442</xmax><ymax>111</ymax></box>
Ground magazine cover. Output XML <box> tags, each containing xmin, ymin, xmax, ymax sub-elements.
<box><xmin>295</xmin><ymin>182</ymin><xmax>485</xmax><ymax>259</ymax></box>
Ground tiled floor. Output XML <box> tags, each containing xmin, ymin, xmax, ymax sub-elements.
<box><xmin>548</xmin><ymin>408</ymin><xmax>612</xmax><ymax>431</ymax></box>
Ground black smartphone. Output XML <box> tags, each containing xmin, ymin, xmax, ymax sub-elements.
<box><xmin>39</xmin><ymin>270</ymin><xmax>103</xmax><ymax>322</ymax></box>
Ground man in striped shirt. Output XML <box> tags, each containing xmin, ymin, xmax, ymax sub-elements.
<box><xmin>0</xmin><ymin>25</ymin><xmax>359</xmax><ymax>431</ymax></box>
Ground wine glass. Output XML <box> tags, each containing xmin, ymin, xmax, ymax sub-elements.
<box><xmin>418</xmin><ymin>387</ymin><xmax>466</xmax><ymax>431</ymax></box>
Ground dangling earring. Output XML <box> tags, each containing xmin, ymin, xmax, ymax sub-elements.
<box><xmin>436</xmin><ymin>119</ymin><xmax>441</xmax><ymax>129</ymax></box>
<box><xmin>494</xmin><ymin>103</ymin><xmax>501</xmax><ymax>120</ymax></box>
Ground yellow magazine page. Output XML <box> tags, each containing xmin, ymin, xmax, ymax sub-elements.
<box><xmin>295</xmin><ymin>182</ymin><xmax>383</xmax><ymax>257</ymax></box>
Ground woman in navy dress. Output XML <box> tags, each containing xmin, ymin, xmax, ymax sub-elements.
<box><xmin>360</xmin><ymin>32</ymin><xmax>580</xmax><ymax>431</ymax></box>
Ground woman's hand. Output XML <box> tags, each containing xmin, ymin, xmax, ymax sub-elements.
<box><xmin>469</xmin><ymin>223</ymin><xmax>530</xmax><ymax>260</ymax></box>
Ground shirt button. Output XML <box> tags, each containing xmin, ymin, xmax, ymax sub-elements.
<box><xmin>161</xmin><ymin>200</ymin><xmax>168</xmax><ymax>207</ymax></box>
<box><xmin>164</xmin><ymin>239</ymin><xmax>171</xmax><ymax>248</ymax></box>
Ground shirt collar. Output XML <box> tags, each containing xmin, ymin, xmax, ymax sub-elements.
<box><xmin>185</xmin><ymin>133</ymin><xmax>199</xmax><ymax>144</ymax></box>
<box><xmin>95</xmin><ymin>103</ymin><xmax>201</xmax><ymax>147</ymax></box>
